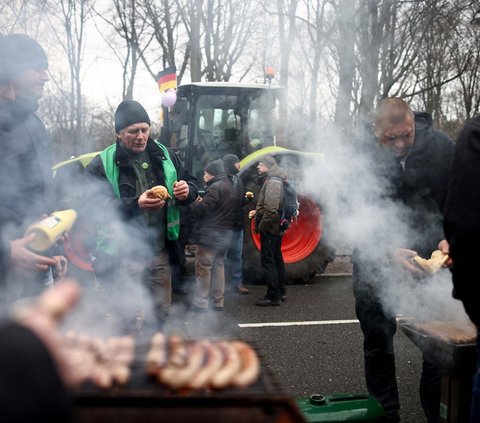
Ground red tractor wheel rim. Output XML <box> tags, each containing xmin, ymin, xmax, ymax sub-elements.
<box><xmin>251</xmin><ymin>196</ymin><xmax>322</xmax><ymax>263</ymax></box>
<box><xmin>63</xmin><ymin>224</ymin><xmax>93</xmax><ymax>271</ymax></box>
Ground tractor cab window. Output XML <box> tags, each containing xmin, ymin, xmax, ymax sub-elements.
<box><xmin>191</xmin><ymin>91</ymin><xmax>276</xmax><ymax>180</ymax></box>
<box><xmin>192</xmin><ymin>95</ymin><xmax>245</xmax><ymax>179</ymax></box>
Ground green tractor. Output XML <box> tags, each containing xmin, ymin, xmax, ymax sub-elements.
<box><xmin>54</xmin><ymin>82</ymin><xmax>335</xmax><ymax>282</ymax></box>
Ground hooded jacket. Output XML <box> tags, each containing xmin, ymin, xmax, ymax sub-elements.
<box><xmin>353</xmin><ymin>111</ymin><xmax>454</xmax><ymax>265</ymax></box>
<box><xmin>190</xmin><ymin>174</ymin><xmax>236</xmax><ymax>249</ymax></box>
<box><xmin>255</xmin><ymin>163</ymin><xmax>288</xmax><ymax>236</ymax></box>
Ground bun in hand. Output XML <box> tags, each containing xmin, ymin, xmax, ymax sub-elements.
<box><xmin>148</xmin><ymin>185</ymin><xmax>171</xmax><ymax>200</ymax></box>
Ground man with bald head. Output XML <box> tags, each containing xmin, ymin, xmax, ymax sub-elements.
<box><xmin>353</xmin><ymin>98</ymin><xmax>454</xmax><ymax>422</ymax></box>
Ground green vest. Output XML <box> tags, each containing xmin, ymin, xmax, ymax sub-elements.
<box><xmin>99</xmin><ymin>141</ymin><xmax>180</xmax><ymax>241</ymax></box>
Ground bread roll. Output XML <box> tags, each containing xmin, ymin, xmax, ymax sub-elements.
<box><xmin>149</xmin><ymin>185</ymin><xmax>171</xmax><ymax>200</ymax></box>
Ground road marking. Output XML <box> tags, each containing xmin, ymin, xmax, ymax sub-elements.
<box><xmin>238</xmin><ymin>319</ymin><xmax>359</xmax><ymax>328</ymax></box>
<box><xmin>238</xmin><ymin>316</ymin><xmax>412</xmax><ymax>328</ymax></box>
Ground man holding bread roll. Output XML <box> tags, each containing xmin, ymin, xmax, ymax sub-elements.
<box><xmin>353</xmin><ymin>98</ymin><xmax>454</xmax><ymax>423</ymax></box>
<box><xmin>86</xmin><ymin>100</ymin><xmax>198</xmax><ymax>333</ymax></box>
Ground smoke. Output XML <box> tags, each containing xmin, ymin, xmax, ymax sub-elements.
<box><xmin>299</xmin><ymin>123</ymin><xmax>468</xmax><ymax>323</ymax></box>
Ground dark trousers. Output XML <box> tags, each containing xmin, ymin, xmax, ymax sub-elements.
<box><xmin>260</xmin><ymin>232</ymin><xmax>285</xmax><ymax>302</ymax></box>
<box><xmin>353</xmin><ymin>263</ymin><xmax>441</xmax><ymax>422</ymax></box>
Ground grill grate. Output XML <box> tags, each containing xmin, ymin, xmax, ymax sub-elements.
<box><xmin>72</xmin><ymin>338</ymin><xmax>306</xmax><ymax>423</ymax></box>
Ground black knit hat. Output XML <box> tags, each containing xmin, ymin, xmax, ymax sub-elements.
<box><xmin>222</xmin><ymin>153</ymin><xmax>240</xmax><ymax>174</ymax></box>
<box><xmin>204</xmin><ymin>159</ymin><xmax>225</xmax><ymax>176</ymax></box>
<box><xmin>0</xmin><ymin>34</ymin><xmax>48</xmax><ymax>79</ymax></box>
<box><xmin>115</xmin><ymin>100</ymin><xmax>151</xmax><ymax>133</ymax></box>
<box><xmin>259</xmin><ymin>155</ymin><xmax>276</xmax><ymax>169</ymax></box>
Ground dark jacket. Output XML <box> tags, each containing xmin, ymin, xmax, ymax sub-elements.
<box><xmin>0</xmin><ymin>97</ymin><xmax>57</xmax><ymax>289</ymax></box>
<box><xmin>190</xmin><ymin>174</ymin><xmax>236</xmax><ymax>249</ymax></box>
<box><xmin>85</xmin><ymin>138</ymin><xmax>198</xmax><ymax>259</ymax></box>
<box><xmin>354</xmin><ymin>111</ymin><xmax>454</xmax><ymax>265</ymax></box>
<box><xmin>0</xmin><ymin>97</ymin><xmax>55</xmax><ymax>242</ymax></box>
<box><xmin>444</xmin><ymin>115</ymin><xmax>480</xmax><ymax>326</ymax></box>
<box><xmin>0</xmin><ymin>323</ymin><xmax>71</xmax><ymax>422</ymax></box>
<box><xmin>255</xmin><ymin>164</ymin><xmax>288</xmax><ymax>236</ymax></box>
<box><xmin>228</xmin><ymin>174</ymin><xmax>249</xmax><ymax>229</ymax></box>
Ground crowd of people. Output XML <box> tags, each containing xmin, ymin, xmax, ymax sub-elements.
<box><xmin>0</xmin><ymin>32</ymin><xmax>480</xmax><ymax>423</ymax></box>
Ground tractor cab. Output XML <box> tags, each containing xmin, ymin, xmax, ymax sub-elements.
<box><xmin>160</xmin><ymin>82</ymin><xmax>283</xmax><ymax>180</ymax></box>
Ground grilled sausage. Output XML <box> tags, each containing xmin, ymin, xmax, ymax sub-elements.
<box><xmin>230</xmin><ymin>341</ymin><xmax>260</xmax><ymax>388</ymax></box>
<box><xmin>188</xmin><ymin>341</ymin><xmax>224</xmax><ymax>389</ymax></box>
<box><xmin>162</xmin><ymin>341</ymin><xmax>206</xmax><ymax>389</ymax></box>
<box><xmin>145</xmin><ymin>332</ymin><xmax>167</xmax><ymax>375</ymax></box>
<box><xmin>210</xmin><ymin>341</ymin><xmax>242</xmax><ymax>389</ymax></box>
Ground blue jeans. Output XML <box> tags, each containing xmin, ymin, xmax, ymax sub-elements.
<box><xmin>225</xmin><ymin>228</ymin><xmax>243</xmax><ymax>287</ymax></box>
<box><xmin>471</xmin><ymin>331</ymin><xmax>480</xmax><ymax>422</ymax></box>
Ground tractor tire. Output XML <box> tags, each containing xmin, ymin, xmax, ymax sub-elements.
<box><xmin>242</xmin><ymin>205</ymin><xmax>336</xmax><ymax>284</ymax></box>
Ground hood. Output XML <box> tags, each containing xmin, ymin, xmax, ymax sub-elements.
<box><xmin>411</xmin><ymin>111</ymin><xmax>433</xmax><ymax>152</ymax></box>
<box><xmin>267</xmin><ymin>163</ymin><xmax>288</xmax><ymax>180</ymax></box>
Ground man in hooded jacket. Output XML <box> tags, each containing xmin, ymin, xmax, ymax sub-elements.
<box><xmin>189</xmin><ymin>159</ymin><xmax>236</xmax><ymax>311</ymax></box>
<box><xmin>250</xmin><ymin>155</ymin><xmax>288</xmax><ymax>307</ymax></box>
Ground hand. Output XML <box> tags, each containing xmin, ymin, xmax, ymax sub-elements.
<box><xmin>10</xmin><ymin>234</ymin><xmax>58</xmax><ymax>271</ymax></box>
<box><xmin>392</xmin><ymin>248</ymin><xmax>424</xmax><ymax>276</ymax></box>
<box><xmin>52</xmin><ymin>256</ymin><xmax>68</xmax><ymax>281</ymax></box>
<box><xmin>138</xmin><ymin>190</ymin><xmax>165</xmax><ymax>210</ymax></box>
<box><xmin>13</xmin><ymin>279</ymin><xmax>84</xmax><ymax>386</ymax></box>
<box><xmin>173</xmin><ymin>180</ymin><xmax>189</xmax><ymax>201</ymax></box>
<box><xmin>248</xmin><ymin>210</ymin><xmax>256</xmax><ymax>219</ymax></box>
<box><xmin>438</xmin><ymin>239</ymin><xmax>453</xmax><ymax>268</ymax></box>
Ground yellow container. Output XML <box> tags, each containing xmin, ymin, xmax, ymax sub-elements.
<box><xmin>25</xmin><ymin>209</ymin><xmax>77</xmax><ymax>252</ymax></box>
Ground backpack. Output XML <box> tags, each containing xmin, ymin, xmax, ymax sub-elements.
<box><xmin>270</xmin><ymin>177</ymin><xmax>299</xmax><ymax>231</ymax></box>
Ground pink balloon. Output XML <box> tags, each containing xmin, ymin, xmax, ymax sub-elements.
<box><xmin>162</xmin><ymin>90</ymin><xmax>177</xmax><ymax>107</ymax></box>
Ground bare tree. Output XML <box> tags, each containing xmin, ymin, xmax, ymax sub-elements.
<box><xmin>330</xmin><ymin>0</ymin><xmax>356</xmax><ymax>131</ymax></box>
<box><xmin>47</xmin><ymin>0</ymin><xmax>93</xmax><ymax>154</ymax></box>
<box><xmin>296</xmin><ymin>0</ymin><xmax>330</xmax><ymax>122</ymax></box>
<box><xmin>96</xmin><ymin>0</ymin><xmax>155</xmax><ymax>100</ymax></box>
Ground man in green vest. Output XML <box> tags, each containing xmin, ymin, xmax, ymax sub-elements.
<box><xmin>85</xmin><ymin>100</ymin><xmax>198</xmax><ymax>333</ymax></box>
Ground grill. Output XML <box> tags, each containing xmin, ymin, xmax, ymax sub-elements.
<box><xmin>72</xmin><ymin>340</ymin><xmax>306</xmax><ymax>423</ymax></box>
<box><xmin>399</xmin><ymin>320</ymin><xmax>477</xmax><ymax>423</ymax></box>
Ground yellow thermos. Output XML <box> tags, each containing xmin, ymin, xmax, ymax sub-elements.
<box><xmin>25</xmin><ymin>209</ymin><xmax>77</xmax><ymax>252</ymax></box>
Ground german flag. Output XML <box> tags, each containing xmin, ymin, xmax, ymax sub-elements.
<box><xmin>156</xmin><ymin>66</ymin><xmax>177</xmax><ymax>93</ymax></box>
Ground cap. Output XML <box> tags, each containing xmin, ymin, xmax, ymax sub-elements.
<box><xmin>204</xmin><ymin>159</ymin><xmax>225</xmax><ymax>176</ymax></box>
<box><xmin>0</xmin><ymin>34</ymin><xmax>48</xmax><ymax>79</ymax></box>
<box><xmin>115</xmin><ymin>100</ymin><xmax>151</xmax><ymax>133</ymax></box>
<box><xmin>222</xmin><ymin>153</ymin><xmax>240</xmax><ymax>174</ymax></box>
<box><xmin>259</xmin><ymin>155</ymin><xmax>276</xmax><ymax>169</ymax></box>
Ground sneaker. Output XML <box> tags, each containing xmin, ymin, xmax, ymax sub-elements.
<box><xmin>236</xmin><ymin>284</ymin><xmax>249</xmax><ymax>294</ymax></box>
<box><xmin>255</xmin><ymin>298</ymin><xmax>281</xmax><ymax>307</ymax></box>
<box><xmin>281</xmin><ymin>295</ymin><xmax>287</xmax><ymax>302</ymax></box>
<box><xmin>212</xmin><ymin>305</ymin><xmax>224</xmax><ymax>311</ymax></box>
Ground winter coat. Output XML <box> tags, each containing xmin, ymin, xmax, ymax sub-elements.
<box><xmin>353</xmin><ymin>111</ymin><xmax>454</xmax><ymax>266</ymax></box>
<box><xmin>255</xmin><ymin>164</ymin><xmax>288</xmax><ymax>236</ymax></box>
<box><xmin>227</xmin><ymin>173</ymin><xmax>249</xmax><ymax>229</ymax></box>
<box><xmin>444</xmin><ymin>115</ymin><xmax>480</xmax><ymax>326</ymax></box>
<box><xmin>0</xmin><ymin>97</ymin><xmax>56</xmax><ymax>242</ymax></box>
<box><xmin>190</xmin><ymin>174</ymin><xmax>236</xmax><ymax>249</ymax></box>
<box><xmin>85</xmin><ymin>138</ymin><xmax>198</xmax><ymax>259</ymax></box>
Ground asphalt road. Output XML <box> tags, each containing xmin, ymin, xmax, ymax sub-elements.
<box><xmin>165</xmin><ymin>273</ymin><xmax>427</xmax><ymax>423</ymax></box>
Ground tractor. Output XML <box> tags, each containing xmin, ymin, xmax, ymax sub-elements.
<box><xmin>54</xmin><ymin>82</ymin><xmax>335</xmax><ymax>282</ymax></box>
